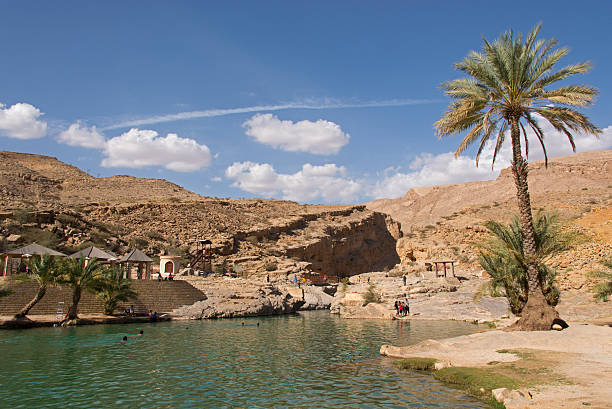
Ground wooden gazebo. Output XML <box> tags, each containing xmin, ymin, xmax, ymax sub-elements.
<box><xmin>119</xmin><ymin>249</ymin><xmax>153</xmax><ymax>279</ymax></box>
<box><xmin>69</xmin><ymin>246</ymin><xmax>118</xmax><ymax>265</ymax></box>
<box><xmin>0</xmin><ymin>242</ymin><xmax>67</xmax><ymax>276</ymax></box>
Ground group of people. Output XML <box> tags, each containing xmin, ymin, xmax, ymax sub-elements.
<box><xmin>124</xmin><ymin>305</ymin><xmax>136</xmax><ymax>316</ymax></box>
<box><xmin>394</xmin><ymin>299</ymin><xmax>410</xmax><ymax>317</ymax></box>
<box><xmin>121</xmin><ymin>330</ymin><xmax>144</xmax><ymax>342</ymax></box>
<box><xmin>157</xmin><ymin>273</ymin><xmax>174</xmax><ymax>281</ymax></box>
<box><xmin>148</xmin><ymin>310</ymin><xmax>159</xmax><ymax>322</ymax></box>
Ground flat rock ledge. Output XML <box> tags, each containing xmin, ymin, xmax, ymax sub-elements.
<box><xmin>380</xmin><ymin>325</ymin><xmax>612</xmax><ymax>409</ymax></box>
<box><xmin>170</xmin><ymin>284</ymin><xmax>304</xmax><ymax>319</ymax></box>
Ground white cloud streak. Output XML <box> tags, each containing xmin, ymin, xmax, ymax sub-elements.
<box><xmin>243</xmin><ymin>113</ymin><xmax>349</xmax><ymax>154</ymax></box>
<box><xmin>102</xmin><ymin>128</ymin><xmax>212</xmax><ymax>172</ymax></box>
<box><xmin>225</xmin><ymin>162</ymin><xmax>362</xmax><ymax>203</ymax></box>
<box><xmin>0</xmin><ymin>102</ymin><xmax>47</xmax><ymax>139</ymax></box>
<box><xmin>102</xmin><ymin>99</ymin><xmax>441</xmax><ymax>130</ymax></box>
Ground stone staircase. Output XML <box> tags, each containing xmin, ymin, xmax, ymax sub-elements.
<box><xmin>0</xmin><ymin>280</ymin><xmax>206</xmax><ymax>316</ymax></box>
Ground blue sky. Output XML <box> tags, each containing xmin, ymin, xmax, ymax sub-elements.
<box><xmin>1</xmin><ymin>1</ymin><xmax>611</xmax><ymax>204</ymax></box>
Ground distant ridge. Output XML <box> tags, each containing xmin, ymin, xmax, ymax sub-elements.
<box><xmin>366</xmin><ymin>150</ymin><xmax>612</xmax><ymax>232</ymax></box>
<box><xmin>0</xmin><ymin>150</ymin><xmax>203</xmax><ymax>206</ymax></box>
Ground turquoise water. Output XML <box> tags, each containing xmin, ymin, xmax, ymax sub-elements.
<box><xmin>0</xmin><ymin>311</ymin><xmax>487</xmax><ymax>408</ymax></box>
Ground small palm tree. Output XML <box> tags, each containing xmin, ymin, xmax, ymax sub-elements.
<box><xmin>478</xmin><ymin>212</ymin><xmax>574</xmax><ymax>314</ymax></box>
<box><xmin>59</xmin><ymin>257</ymin><xmax>104</xmax><ymax>323</ymax></box>
<box><xmin>13</xmin><ymin>254</ymin><xmax>61</xmax><ymax>319</ymax></box>
<box><xmin>95</xmin><ymin>267</ymin><xmax>137</xmax><ymax>315</ymax></box>
<box><xmin>590</xmin><ymin>258</ymin><xmax>612</xmax><ymax>302</ymax></box>
<box><xmin>435</xmin><ymin>24</ymin><xmax>600</xmax><ymax>330</ymax></box>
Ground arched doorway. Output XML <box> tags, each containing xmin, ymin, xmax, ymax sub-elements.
<box><xmin>164</xmin><ymin>261</ymin><xmax>174</xmax><ymax>274</ymax></box>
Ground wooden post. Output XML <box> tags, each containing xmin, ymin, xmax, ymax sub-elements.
<box><xmin>443</xmin><ymin>262</ymin><xmax>447</xmax><ymax>277</ymax></box>
<box><xmin>452</xmin><ymin>262</ymin><xmax>455</xmax><ymax>277</ymax></box>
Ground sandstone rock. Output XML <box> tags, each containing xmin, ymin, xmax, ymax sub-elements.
<box><xmin>409</xmin><ymin>286</ymin><xmax>428</xmax><ymax>294</ymax></box>
<box><xmin>492</xmin><ymin>388</ymin><xmax>510</xmax><ymax>402</ymax></box>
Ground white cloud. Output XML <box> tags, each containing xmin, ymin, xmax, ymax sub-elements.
<box><xmin>101</xmin><ymin>128</ymin><xmax>212</xmax><ymax>172</ymax></box>
<box><xmin>225</xmin><ymin>162</ymin><xmax>362</xmax><ymax>203</ymax></box>
<box><xmin>243</xmin><ymin>113</ymin><xmax>350</xmax><ymax>155</ymax></box>
<box><xmin>211</xmin><ymin>176</ymin><xmax>222</xmax><ymax>182</ymax></box>
<box><xmin>0</xmin><ymin>102</ymin><xmax>47</xmax><ymax>139</ymax></box>
<box><xmin>371</xmin><ymin>117</ymin><xmax>612</xmax><ymax>199</ymax></box>
<box><xmin>57</xmin><ymin>121</ymin><xmax>106</xmax><ymax>148</ymax></box>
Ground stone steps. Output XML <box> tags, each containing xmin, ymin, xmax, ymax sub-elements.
<box><xmin>0</xmin><ymin>280</ymin><xmax>206</xmax><ymax>316</ymax></box>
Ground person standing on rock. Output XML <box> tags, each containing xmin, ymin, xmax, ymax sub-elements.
<box><xmin>402</xmin><ymin>275</ymin><xmax>407</xmax><ymax>287</ymax></box>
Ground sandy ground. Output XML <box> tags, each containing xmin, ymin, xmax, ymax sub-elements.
<box><xmin>381</xmin><ymin>325</ymin><xmax>612</xmax><ymax>409</ymax></box>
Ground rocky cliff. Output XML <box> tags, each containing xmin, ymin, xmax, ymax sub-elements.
<box><xmin>0</xmin><ymin>151</ymin><xmax>401</xmax><ymax>279</ymax></box>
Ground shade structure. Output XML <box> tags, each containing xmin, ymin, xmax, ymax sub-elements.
<box><xmin>5</xmin><ymin>242</ymin><xmax>66</xmax><ymax>257</ymax></box>
<box><xmin>119</xmin><ymin>248</ymin><xmax>152</xmax><ymax>263</ymax></box>
<box><xmin>69</xmin><ymin>246</ymin><xmax>117</xmax><ymax>262</ymax></box>
<box><xmin>1</xmin><ymin>242</ymin><xmax>66</xmax><ymax>276</ymax></box>
<box><xmin>119</xmin><ymin>249</ymin><xmax>153</xmax><ymax>280</ymax></box>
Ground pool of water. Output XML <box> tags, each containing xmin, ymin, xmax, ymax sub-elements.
<box><xmin>0</xmin><ymin>311</ymin><xmax>488</xmax><ymax>408</ymax></box>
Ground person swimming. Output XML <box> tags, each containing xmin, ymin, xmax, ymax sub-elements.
<box><xmin>128</xmin><ymin>330</ymin><xmax>144</xmax><ymax>338</ymax></box>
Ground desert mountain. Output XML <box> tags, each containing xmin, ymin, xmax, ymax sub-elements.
<box><xmin>0</xmin><ymin>151</ymin><xmax>401</xmax><ymax>278</ymax></box>
<box><xmin>367</xmin><ymin>150</ymin><xmax>611</xmax><ymax>232</ymax></box>
<box><xmin>367</xmin><ymin>150</ymin><xmax>612</xmax><ymax>293</ymax></box>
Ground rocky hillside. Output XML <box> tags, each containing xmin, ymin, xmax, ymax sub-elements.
<box><xmin>0</xmin><ymin>151</ymin><xmax>401</xmax><ymax>278</ymax></box>
<box><xmin>367</xmin><ymin>150</ymin><xmax>612</xmax><ymax>293</ymax></box>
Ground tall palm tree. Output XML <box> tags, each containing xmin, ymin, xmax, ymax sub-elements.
<box><xmin>95</xmin><ymin>267</ymin><xmax>137</xmax><ymax>315</ymax></box>
<box><xmin>13</xmin><ymin>254</ymin><xmax>61</xmax><ymax>319</ymax></box>
<box><xmin>435</xmin><ymin>24</ymin><xmax>601</xmax><ymax>330</ymax></box>
<box><xmin>59</xmin><ymin>257</ymin><xmax>104</xmax><ymax>323</ymax></box>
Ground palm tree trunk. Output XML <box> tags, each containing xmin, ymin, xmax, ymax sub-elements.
<box><xmin>508</xmin><ymin>117</ymin><xmax>561</xmax><ymax>331</ymax></box>
<box><xmin>14</xmin><ymin>285</ymin><xmax>46</xmax><ymax>319</ymax></box>
<box><xmin>508</xmin><ymin>117</ymin><xmax>539</xmax><ymax>294</ymax></box>
<box><xmin>67</xmin><ymin>286</ymin><xmax>82</xmax><ymax>320</ymax></box>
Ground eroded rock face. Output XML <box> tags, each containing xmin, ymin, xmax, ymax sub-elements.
<box><xmin>0</xmin><ymin>151</ymin><xmax>402</xmax><ymax>279</ymax></box>
<box><xmin>170</xmin><ymin>280</ymin><xmax>304</xmax><ymax>319</ymax></box>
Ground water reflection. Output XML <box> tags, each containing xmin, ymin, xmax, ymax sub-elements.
<box><xmin>0</xmin><ymin>311</ymin><xmax>487</xmax><ymax>408</ymax></box>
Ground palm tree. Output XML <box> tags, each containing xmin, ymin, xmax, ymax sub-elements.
<box><xmin>478</xmin><ymin>212</ymin><xmax>576</xmax><ymax>314</ymax></box>
<box><xmin>95</xmin><ymin>267</ymin><xmax>137</xmax><ymax>315</ymax></box>
<box><xmin>435</xmin><ymin>24</ymin><xmax>601</xmax><ymax>330</ymax></box>
<box><xmin>59</xmin><ymin>257</ymin><xmax>104</xmax><ymax>324</ymax></box>
<box><xmin>13</xmin><ymin>254</ymin><xmax>61</xmax><ymax>319</ymax></box>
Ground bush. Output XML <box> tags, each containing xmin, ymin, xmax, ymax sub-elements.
<box><xmin>56</xmin><ymin>213</ymin><xmax>79</xmax><ymax>226</ymax></box>
<box><xmin>265</xmin><ymin>262</ymin><xmax>278</xmax><ymax>272</ymax></box>
<box><xmin>362</xmin><ymin>283</ymin><xmax>382</xmax><ymax>306</ymax></box>
<box><xmin>590</xmin><ymin>258</ymin><xmax>612</xmax><ymax>301</ymax></box>
<box><xmin>21</xmin><ymin>227</ymin><xmax>60</xmax><ymax>249</ymax></box>
<box><xmin>12</xmin><ymin>209</ymin><xmax>38</xmax><ymax>224</ymax></box>
<box><xmin>340</xmin><ymin>277</ymin><xmax>350</xmax><ymax>291</ymax></box>
<box><xmin>478</xmin><ymin>211</ymin><xmax>574</xmax><ymax>315</ymax></box>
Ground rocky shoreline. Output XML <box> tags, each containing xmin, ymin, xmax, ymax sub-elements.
<box><xmin>380</xmin><ymin>325</ymin><xmax>612</xmax><ymax>409</ymax></box>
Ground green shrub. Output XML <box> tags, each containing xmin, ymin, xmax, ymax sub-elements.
<box><xmin>21</xmin><ymin>227</ymin><xmax>60</xmax><ymax>249</ymax></box>
<box><xmin>12</xmin><ymin>209</ymin><xmax>38</xmax><ymax>224</ymax></box>
<box><xmin>56</xmin><ymin>213</ymin><xmax>79</xmax><ymax>226</ymax></box>
<box><xmin>478</xmin><ymin>211</ymin><xmax>575</xmax><ymax>315</ymax></box>
<box><xmin>362</xmin><ymin>283</ymin><xmax>382</xmax><ymax>306</ymax></box>
<box><xmin>265</xmin><ymin>262</ymin><xmax>278</xmax><ymax>272</ymax></box>
<box><xmin>131</xmin><ymin>237</ymin><xmax>148</xmax><ymax>249</ymax></box>
<box><xmin>590</xmin><ymin>258</ymin><xmax>612</xmax><ymax>301</ymax></box>
<box><xmin>340</xmin><ymin>277</ymin><xmax>350</xmax><ymax>291</ymax></box>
